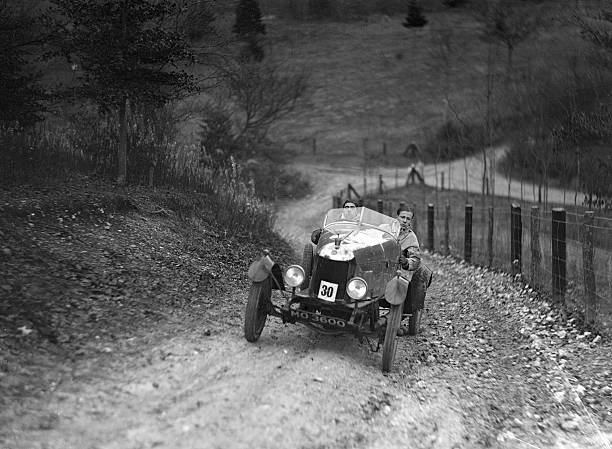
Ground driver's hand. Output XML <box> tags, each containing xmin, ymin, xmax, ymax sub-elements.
<box><xmin>311</xmin><ymin>228</ymin><xmax>322</xmax><ymax>244</ymax></box>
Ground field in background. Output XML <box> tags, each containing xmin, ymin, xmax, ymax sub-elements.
<box><xmin>261</xmin><ymin>4</ymin><xmax>580</xmax><ymax>169</ymax></box>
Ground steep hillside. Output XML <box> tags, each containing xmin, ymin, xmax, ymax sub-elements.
<box><xmin>0</xmin><ymin>175</ymin><xmax>294</xmax><ymax>406</ymax></box>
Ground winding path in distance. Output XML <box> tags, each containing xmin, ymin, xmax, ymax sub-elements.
<box><xmin>275</xmin><ymin>146</ymin><xmax>575</xmax><ymax>252</ymax></box>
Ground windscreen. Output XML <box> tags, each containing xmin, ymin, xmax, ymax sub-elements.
<box><xmin>322</xmin><ymin>207</ymin><xmax>400</xmax><ymax>238</ymax></box>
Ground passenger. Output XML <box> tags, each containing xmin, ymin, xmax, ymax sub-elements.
<box><xmin>396</xmin><ymin>205</ymin><xmax>431</xmax><ymax>336</ymax></box>
<box><xmin>397</xmin><ymin>206</ymin><xmax>421</xmax><ymax>272</ymax></box>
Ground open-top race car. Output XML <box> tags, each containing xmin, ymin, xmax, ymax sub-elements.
<box><xmin>244</xmin><ymin>206</ymin><xmax>432</xmax><ymax>372</ymax></box>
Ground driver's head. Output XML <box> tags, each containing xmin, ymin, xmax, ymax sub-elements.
<box><xmin>397</xmin><ymin>206</ymin><xmax>414</xmax><ymax>231</ymax></box>
<box><xmin>342</xmin><ymin>200</ymin><xmax>358</xmax><ymax>219</ymax></box>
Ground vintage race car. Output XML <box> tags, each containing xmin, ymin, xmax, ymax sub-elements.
<box><xmin>244</xmin><ymin>206</ymin><xmax>432</xmax><ymax>372</ymax></box>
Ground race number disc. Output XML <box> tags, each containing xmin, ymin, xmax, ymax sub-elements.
<box><xmin>317</xmin><ymin>281</ymin><xmax>338</xmax><ymax>302</ymax></box>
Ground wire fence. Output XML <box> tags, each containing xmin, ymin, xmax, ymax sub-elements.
<box><xmin>337</xmin><ymin>178</ymin><xmax>612</xmax><ymax>334</ymax></box>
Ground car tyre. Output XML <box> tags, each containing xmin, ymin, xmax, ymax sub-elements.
<box><xmin>244</xmin><ymin>278</ymin><xmax>272</xmax><ymax>342</ymax></box>
<box><xmin>407</xmin><ymin>308</ymin><xmax>422</xmax><ymax>335</ymax></box>
<box><xmin>382</xmin><ymin>304</ymin><xmax>402</xmax><ymax>372</ymax></box>
<box><xmin>301</xmin><ymin>243</ymin><xmax>314</xmax><ymax>290</ymax></box>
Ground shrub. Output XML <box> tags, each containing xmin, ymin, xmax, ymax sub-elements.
<box><xmin>402</xmin><ymin>0</ymin><xmax>428</xmax><ymax>28</ymax></box>
<box><xmin>443</xmin><ymin>0</ymin><xmax>466</xmax><ymax>7</ymax></box>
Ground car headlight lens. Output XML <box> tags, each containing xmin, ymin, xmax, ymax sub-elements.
<box><xmin>284</xmin><ymin>265</ymin><xmax>305</xmax><ymax>288</ymax></box>
<box><xmin>346</xmin><ymin>277</ymin><xmax>368</xmax><ymax>300</ymax></box>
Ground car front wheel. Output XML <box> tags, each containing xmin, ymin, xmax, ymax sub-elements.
<box><xmin>244</xmin><ymin>278</ymin><xmax>272</xmax><ymax>342</ymax></box>
<box><xmin>382</xmin><ymin>304</ymin><xmax>402</xmax><ymax>372</ymax></box>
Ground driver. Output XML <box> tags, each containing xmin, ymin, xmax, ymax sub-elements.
<box><xmin>340</xmin><ymin>199</ymin><xmax>359</xmax><ymax>221</ymax></box>
<box><xmin>311</xmin><ymin>199</ymin><xmax>359</xmax><ymax>244</ymax></box>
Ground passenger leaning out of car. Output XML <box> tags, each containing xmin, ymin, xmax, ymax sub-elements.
<box><xmin>397</xmin><ymin>206</ymin><xmax>421</xmax><ymax>274</ymax></box>
<box><xmin>311</xmin><ymin>199</ymin><xmax>358</xmax><ymax>244</ymax></box>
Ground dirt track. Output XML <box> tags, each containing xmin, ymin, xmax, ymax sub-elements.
<box><xmin>2</xmin><ymin>164</ymin><xmax>611</xmax><ymax>449</ymax></box>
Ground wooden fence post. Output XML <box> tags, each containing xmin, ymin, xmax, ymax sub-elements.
<box><xmin>333</xmin><ymin>195</ymin><xmax>341</xmax><ymax>208</ymax></box>
<box><xmin>487</xmin><ymin>206</ymin><xmax>494</xmax><ymax>267</ymax></box>
<box><xmin>531</xmin><ymin>206</ymin><xmax>541</xmax><ymax>289</ymax></box>
<box><xmin>511</xmin><ymin>203</ymin><xmax>522</xmax><ymax>275</ymax></box>
<box><xmin>377</xmin><ymin>199</ymin><xmax>384</xmax><ymax>213</ymax></box>
<box><xmin>444</xmin><ymin>202</ymin><xmax>450</xmax><ymax>255</ymax></box>
<box><xmin>552</xmin><ymin>208</ymin><xmax>567</xmax><ymax>299</ymax></box>
<box><xmin>382</xmin><ymin>142</ymin><xmax>387</xmax><ymax>156</ymax></box>
<box><xmin>312</xmin><ymin>138</ymin><xmax>317</xmax><ymax>155</ymax></box>
<box><xmin>427</xmin><ymin>204</ymin><xmax>435</xmax><ymax>251</ymax></box>
<box><xmin>441</xmin><ymin>171</ymin><xmax>445</xmax><ymax>191</ymax></box>
<box><xmin>583</xmin><ymin>211</ymin><xmax>596</xmax><ymax>325</ymax></box>
<box><xmin>378</xmin><ymin>174</ymin><xmax>383</xmax><ymax>194</ymax></box>
<box><xmin>464</xmin><ymin>204</ymin><xmax>473</xmax><ymax>262</ymax></box>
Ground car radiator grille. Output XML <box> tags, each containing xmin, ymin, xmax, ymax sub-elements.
<box><xmin>310</xmin><ymin>256</ymin><xmax>351</xmax><ymax>301</ymax></box>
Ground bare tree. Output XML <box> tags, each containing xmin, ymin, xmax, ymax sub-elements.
<box><xmin>475</xmin><ymin>0</ymin><xmax>542</xmax><ymax>85</ymax></box>
<box><xmin>223</xmin><ymin>61</ymin><xmax>309</xmax><ymax>146</ymax></box>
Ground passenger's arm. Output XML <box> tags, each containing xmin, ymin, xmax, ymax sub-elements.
<box><xmin>400</xmin><ymin>232</ymin><xmax>421</xmax><ymax>271</ymax></box>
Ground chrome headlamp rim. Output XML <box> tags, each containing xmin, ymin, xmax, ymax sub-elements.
<box><xmin>346</xmin><ymin>276</ymin><xmax>368</xmax><ymax>300</ymax></box>
<box><xmin>284</xmin><ymin>264</ymin><xmax>306</xmax><ymax>288</ymax></box>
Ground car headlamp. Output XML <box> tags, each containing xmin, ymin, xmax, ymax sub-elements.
<box><xmin>346</xmin><ymin>277</ymin><xmax>368</xmax><ymax>300</ymax></box>
<box><xmin>284</xmin><ymin>265</ymin><xmax>305</xmax><ymax>288</ymax></box>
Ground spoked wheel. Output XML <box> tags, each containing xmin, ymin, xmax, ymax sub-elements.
<box><xmin>382</xmin><ymin>304</ymin><xmax>402</xmax><ymax>372</ymax></box>
<box><xmin>244</xmin><ymin>278</ymin><xmax>272</xmax><ymax>342</ymax></box>
<box><xmin>408</xmin><ymin>308</ymin><xmax>423</xmax><ymax>335</ymax></box>
<box><xmin>301</xmin><ymin>243</ymin><xmax>314</xmax><ymax>290</ymax></box>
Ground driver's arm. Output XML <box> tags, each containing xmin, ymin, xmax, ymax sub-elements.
<box><xmin>311</xmin><ymin>228</ymin><xmax>322</xmax><ymax>244</ymax></box>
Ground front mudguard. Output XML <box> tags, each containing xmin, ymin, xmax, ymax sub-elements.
<box><xmin>247</xmin><ymin>253</ymin><xmax>284</xmax><ymax>290</ymax></box>
<box><xmin>384</xmin><ymin>274</ymin><xmax>410</xmax><ymax>305</ymax></box>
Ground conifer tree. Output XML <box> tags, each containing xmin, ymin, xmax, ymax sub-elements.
<box><xmin>0</xmin><ymin>3</ymin><xmax>45</xmax><ymax>128</ymax></box>
<box><xmin>403</xmin><ymin>0</ymin><xmax>428</xmax><ymax>28</ymax></box>
<box><xmin>51</xmin><ymin>0</ymin><xmax>197</xmax><ymax>185</ymax></box>
<box><xmin>233</xmin><ymin>0</ymin><xmax>266</xmax><ymax>61</ymax></box>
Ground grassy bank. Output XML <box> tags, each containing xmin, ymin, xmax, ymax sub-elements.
<box><xmin>0</xmin><ymin>175</ymin><xmax>294</xmax><ymax>404</ymax></box>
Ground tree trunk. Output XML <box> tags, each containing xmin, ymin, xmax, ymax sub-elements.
<box><xmin>117</xmin><ymin>96</ymin><xmax>128</xmax><ymax>185</ymax></box>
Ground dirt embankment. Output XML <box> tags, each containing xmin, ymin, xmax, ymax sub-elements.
<box><xmin>1</xmin><ymin>175</ymin><xmax>611</xmax><ymax>449</ymax></box>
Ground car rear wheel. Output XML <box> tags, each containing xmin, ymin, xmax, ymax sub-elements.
<box><xmin>382</xmin><ymin>304</ymin><xmax>402</xmax><ymax>372</ymax></box>
<box><xmin>407</xmin><ymin>308</ymin><xmax>422</xmax><ymax>335</ymax></box>
<box><xmin>301</xmin><ymin>243</ymin><xmax>314</xmax><ymax>290</ymax></box>
<box><xmin>244</xmin><ymin>278</ymin><xmax>271</xmax><ymax>342</ymax></box>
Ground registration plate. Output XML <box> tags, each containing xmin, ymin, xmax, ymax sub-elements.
<box><xmin>317</xmin><ymin>280</ymin><xmax>338</xmax><ymax>302</ymax></box>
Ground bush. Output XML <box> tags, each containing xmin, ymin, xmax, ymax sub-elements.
<box><xmin>245</xmin><ymin>160</ymin><xmax>311</xmax><ymax>200</ymax></box>
<box><xmin>402</xmin><ymin>0</ymin><xmax>428</xmax><ymax>28</ymax></box>
<box><xmin>443</xmin><ymin>0</ymin><xmax>466</xmax><ymax>7</ymax></box>
<box><xmin>422</xmin><ymin>120</ymin><xmax>484</xmax><ymax>162</ymax></box>
<box><xmin>271</xmin><ymin>0</ymin><xmax>406</xmax><ymax>21</ymax></box>
<box><xmin>0</xmin><ymin>125</ymin><xmax>77</xmax><ymax>184</ymax></box>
